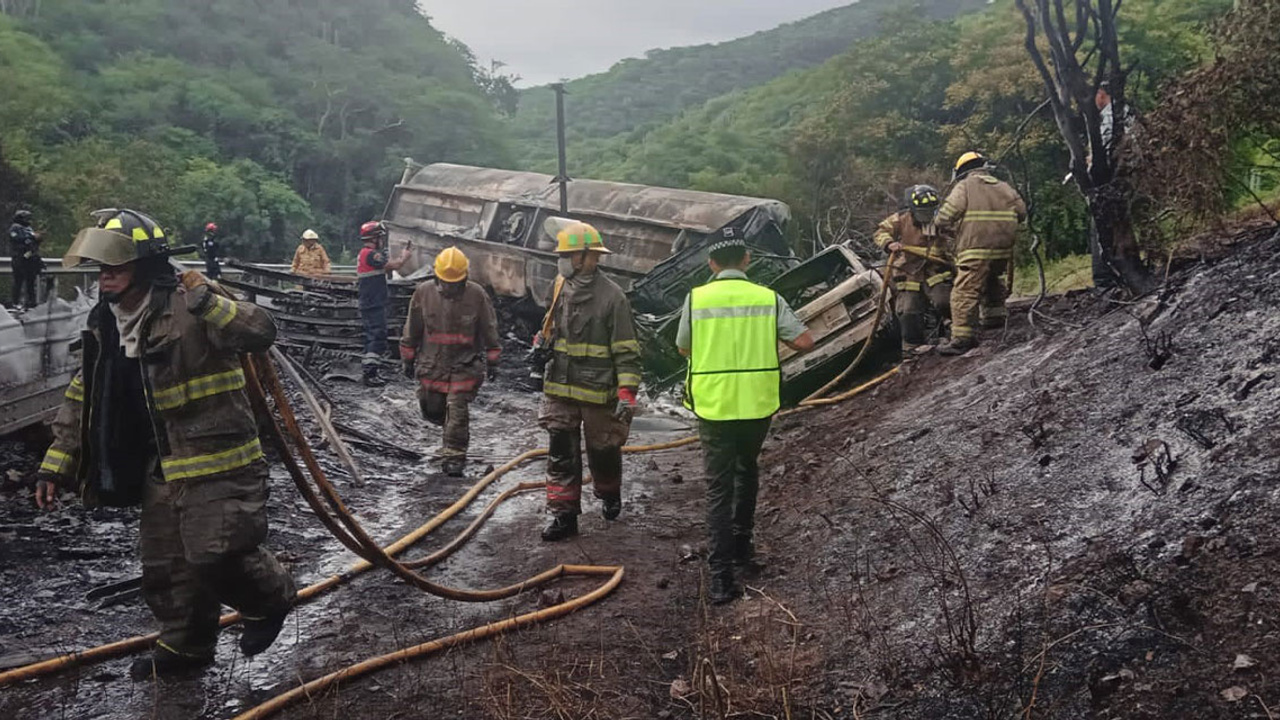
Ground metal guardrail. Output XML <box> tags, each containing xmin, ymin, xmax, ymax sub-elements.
<box><xmin>0</xmin><ymin>257</ymin><xmax>357</xmax><ymax>294</ymax></box>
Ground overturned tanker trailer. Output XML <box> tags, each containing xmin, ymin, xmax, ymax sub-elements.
<box><xmin>383</xmin><ymin>163</ymin><xmax>797</xmax><ymax>308</ymax></box>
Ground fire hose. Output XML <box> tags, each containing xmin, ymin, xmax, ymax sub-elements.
<box><xmin>0</xmin><ymin>352</ymin><xmax>899</xmax><ymax>719</ymax></box>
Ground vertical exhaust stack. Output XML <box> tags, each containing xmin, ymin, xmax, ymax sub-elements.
<box><xmin>551</xmin><ymin>83</ymin><xmax>570</xmax><ymax>215</ymax></box>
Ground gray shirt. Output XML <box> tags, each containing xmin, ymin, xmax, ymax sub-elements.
<box><xmin>676</xmin><ymin>269</ymin><xmax>808</xmax><ymax>351</ymax></box>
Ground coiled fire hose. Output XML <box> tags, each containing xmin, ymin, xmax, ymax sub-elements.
<box><xmin>0</xmin><ymin>350</ymin><xmax>899</xmax><ymax>719</ymax></box>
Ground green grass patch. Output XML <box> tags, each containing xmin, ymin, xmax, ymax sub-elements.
<box><xmin>1012</xmin><ymin>254</ymin><xmax>1094</xmax><ymax>298</ymax></box>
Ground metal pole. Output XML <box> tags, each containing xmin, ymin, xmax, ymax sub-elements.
<box><xmin>551</xmin><ymin>83</ymin><xmax>570</xmax><ymax>214</ymax></box>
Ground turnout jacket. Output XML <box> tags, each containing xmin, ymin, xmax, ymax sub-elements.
<box><xmin>872</xmin><ymin>211</ymin><xmax>953</xmax><ymax>290</ymax></box>
<box><xmin>935</xmin><ymin>172</ymin><xmax>1027</xmax><ymax>264</ymax></box>
<box><xmin>40</xmin><ymin>284</ymin><xmax>276</xmax><ymax>506</ymax></box>
<box><xmin>542</xmin><ymin>271</ymin><xmax>641</xmax><ymax>405</ymax></box>
<box><xmin>399</xmin><ymin>280</ymin><xmax>501</xmax><ymax>394</ymax></box>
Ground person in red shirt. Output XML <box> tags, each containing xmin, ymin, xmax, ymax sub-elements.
<box><xmin>356</xmin><ymin>221</ymin><xmax>410</xmax><ymax>386</ymax></box>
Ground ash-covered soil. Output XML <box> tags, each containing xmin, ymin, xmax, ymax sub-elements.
<box><xmin>1</xmin><ymin>229</ymin><xmax>1277</xmax><ymax>719</ymax></box>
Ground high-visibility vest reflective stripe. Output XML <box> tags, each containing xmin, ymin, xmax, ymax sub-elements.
<box><xmin>684</xmin><ymin>279</ymin><xmax>780</xmax><ymax>421</ymax></box>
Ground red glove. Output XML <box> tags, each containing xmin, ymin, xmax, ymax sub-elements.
<box><xmin>615</xmin><ymin>387</ymin><xmax>637</xmax><ymax>422</ymax></box>
<box><xmin>617</xmin><ymin>387</ymin><xmax>637</xmax><ymax>406</ymax></box>
<box><xmin>486</xmin><ymin>348</ymin><xmax>501</xmax><ymax>363</ymax></box>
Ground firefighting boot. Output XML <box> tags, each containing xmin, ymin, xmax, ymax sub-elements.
<box><xmin>938</xmin><ymin>337</ymin><xmax>979</xmax><ymax>356</ymax></box>
<box><xmin>541</xmin><ymin>514</ymin><xmax>579</xmax><ymax>542</ymax></box>
<box><xmin>709</xmin><ymin>570</ymin><xmax>738</xmax><ymax>605</ymax></box>
<box><xmin>240</xmin><ymin>608</ymin><xmax>291</xmax><ymax>657</ymax></box>
<box><xmin>601</xmin><ymin>496</ymin><xmax>622</xmax><ymax>521</ymax></box>
<box><xmin>442</xmin><ymin>457</ymin><xmax>466</xmax><ymax>477</ymax></box>
<box><xmin>129</xmin><ymin>644</ymin><xmax>214</xmax><ymax>681</ymax></box>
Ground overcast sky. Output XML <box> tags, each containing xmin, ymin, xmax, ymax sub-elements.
<box><xmin>421</xmin><ymin>0</ymin><xmax>859</xmax><ymax>87</ymax></box>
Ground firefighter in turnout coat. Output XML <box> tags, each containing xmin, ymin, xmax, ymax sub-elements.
<box><xmin>535</xmin><ymin>218</ymin><xmax>642</xmax><ymax>542</ymax></box>
<box><xmin>400</xmin><ymin>247</ymin><xmax>501</xmax><ymax>477</ymax></box>
<box><xmin>935</xmin><ymin>152</ymin><xmax>1027</xmax><ymax>355</ymax></box>
<box><xmin>873</xmin><ymin>185</ymin><xmax>953</xmax><ymax>351</ymax></box>
<box><xmin>34</xmin><ymin>209</ymin><xmax>296</xmax><ymax>680</ymax></box>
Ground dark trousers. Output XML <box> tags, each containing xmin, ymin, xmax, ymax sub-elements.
<box><xmin>12</xmin><ymin>263</ymin><xmax>39</xmax><ymax>307</ymax></box>
<box><xmin>699</xmin><ymin>417</ymin><xmax>772</xmax><ymax>574</ymax></box>
<box><xmin>360</xmin><ymin>306</ymin><xmax>388</xmax><ymax>368</ymax></box>
<box><xmin>204</xmin><ymin>258</ymin><xmax>221</xmax><ymax>280</ymax></box>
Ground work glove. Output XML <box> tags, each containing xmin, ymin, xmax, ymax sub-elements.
<box><xmin>180</xmin><ymin>270</ymin><xmax>210</xmax><ymax>291</ymax></box>
<box><xmin>614</xmin><ymin>387</ymin><xmax>638</xmax><ymax>423</ymax></box>
<box><xmin>486</xmin><ymin>348</ymin><xmax>501</xmax><ymax>381</ymax></box>
<box><xmin>402</xmin><ymin>359</ymin><xmax>415</xmax><ymax>379</ymax></box>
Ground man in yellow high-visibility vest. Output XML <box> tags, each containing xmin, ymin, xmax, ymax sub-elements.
<box><xmin>677</xmin><ymin>229</ymin><xmax>814</xmax><ymax>605</ymax></box>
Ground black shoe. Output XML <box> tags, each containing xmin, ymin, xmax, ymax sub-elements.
<box><xmin>240</xmin><ymin>608</ymin><xmax>290</xmax><ymax>656</ymax></box>
<box><xmin>541</xmin><ymin>514</ymin><xmax>579</xmax><ymax>542</ymax></box>
<box><xmin>442</xmin><ymin>458</ymin><xmax>465</xmax><ymax>477</ymax></box>
<box><xmin>709</xmin><ymin>571</ymin><xmax>738</xmax><ymax>605</ymax></box>
<box><xmin>601</xmin><ymin>496</ymin><xmax>622</xmax><ymax>521</ymax></box>
<box><xmin>129</xmin><ymin>645</ymin><xmax>213</xmax><ymax>681</ymax></box>
<box><xmin>938</xmin><ymin>338</ymin><xmax>978</xmax><ymax>356</ymax></box>
<box><xmin>362</xmin><ymin>368</ymin><xmax>387</xmax><ymax>387</ymax></box>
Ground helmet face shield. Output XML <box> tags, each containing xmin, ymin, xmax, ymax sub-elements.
<box><xmin>543</xmin><ymin>216</ymin><xmax>611</xmax><ymax>254</ymax></box>
<box><xmin>63</xmin><ymin>227</ymin><xmax>138</xmax><ymax>268</ymax></box>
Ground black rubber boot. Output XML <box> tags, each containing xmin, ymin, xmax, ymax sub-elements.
<box><xmin>938</xmin><ymin>337</ymin><xmax>978</xmax><ymax>356</ymax></box>
<box><xmin>541</xmin><ymin>514</ymin><xmax>579</xmax><ymax>542</ymax></box>
<box><xmin>601</xmin><ymin>496</ymin><xmax>622</xmax><ymax>521</ymax></box>
<box><xmin>709</xmin><ymin>570</ymin><xmax>738</xmax><ymax>605</ymax></box>
<box><xmin>733</xmin><ymin>536</ymin><xmax>756</xmax><ymax>564</ymax></box>
<box><xmin>442</xmin><ymin>457</ymin><xmax>465</xmax><ymax>477</ymax></box>
<box><xmin>362</xmin><ymin>366</ymin><xmax>387</xmax><ymax>387</ymax></box>
<box><xmin>129</xmin><ymin>645</ymin><xmax>214</xmax><ymax>681</ymax></box>
<box><xmin>240</xmin><ymin>608</ymin><xmax>290</xmax><ymax>657</ymax></box>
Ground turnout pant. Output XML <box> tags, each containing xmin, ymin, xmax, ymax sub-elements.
<box><xmin>892</xmin><ymin>277</ymin><xmax>952</xmax><ymax>348</ymax></box>
<box><xmin>538</xmin><ymin>395</ymin><xmax>631</xmax><ymax>516</ymax></box>
<box><xmin>360</xmin><ymin>306</ymin><xmax>388</xmax><ymax>369</ymax></box>
<box><xmin>418</xmin><ymin>387</ymin><xmax>476</xmax><ymax>459</ymax></box>
<box><xmin>950</xmin><ymin>258</ymin><xmax>1010</xmax><ymax>342</ymax></box>
<box><xmin>140</xmin><ymin>463</ymin><xmax>295</xmax><ymax>658</ymax></box>
<box><xmin>698</xmin><ymin>417</ymin><xmax>772</xmax><ymax>575</ymax></box>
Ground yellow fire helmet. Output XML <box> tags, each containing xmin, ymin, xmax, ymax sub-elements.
<box><xmin>544</xmin><ymin>216</ymin><xmax>611</xmax><ymax>254</ymax></box>
<box><xmin>953</xmin><ymin>151</ymin><xmax>987</xmax><ymax>176</ymax></box>
<box><xmin>433</xmin><ymin>246</ymin><xmax>470</xmax><ymax>283</ymax></box>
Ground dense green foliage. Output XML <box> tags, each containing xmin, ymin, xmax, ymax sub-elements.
<box><xmin>0</xmin><ymin>1</ymin><xmax>512</xmax><ymax>261</ymax></box>
<box><xmin>507</xmin><ymin>0</ymin><xmax>989</xmax><ymax>173</ymax></box>
<box><xmin>549</xmin><ymin>0</ymin><xmax>1234</xmax><ymax>261</ymax></box>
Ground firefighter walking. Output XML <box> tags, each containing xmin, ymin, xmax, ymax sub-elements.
<box><xmin>534</xmin><ymin>218</ymin><xmax>642</xmax><ymax>542</ymax></box>
<box><xmin>400</xmin><ymin>247</ymin><xmax>501</xmax><ymax>477</ymax></box>
<box><xmin>356</xmin><ymin>221</ymin><xmax>409</xmax><ymax>386</ymax></box>
<box><xmin>34</xmin><ymin>208</ymin><xmax>295</xmax><ymax>680</ymax></box>
<box><xmin>873</xmin><ymin>185</ymin><xmax>953</xmax><ymax>352</ymax></box>
<box><xmin>8</xmin><ymin>209</ymin><xmax>44</xmax><ymax>309</ymax></box>
<box><xmin>201</xmin><ymin>222</ymin><xmax>222</xmax><ymax>280</ymax></box>
<box><xmin>677</xmin><ymin>230</ymin><xmax>813</xmax><ymax>604</ymax></box>
<box><xmin>935</xmin><ymin>152</ymin><xmax>1027</xmax><ymax>355</ymax></box>
<box><xmin>291</xmin><ymin>229</ymin><xmax>332</xmax><ymax>277</ymax></box>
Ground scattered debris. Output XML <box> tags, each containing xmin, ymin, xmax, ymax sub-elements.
<box><xmin>1222</xmin><ymin>685</ymin><xmax>1250</xmax><ymax>702</ymax></box>
<box><xmin>1234</xmin><ymin>654</ymin><xmax>1258</xmax><ymax>671</ymax></box>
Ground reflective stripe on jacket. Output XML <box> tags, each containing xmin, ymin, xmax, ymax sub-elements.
<box><xmin>873</xmin><ymin>211</ymin><xmax>954</xmax><ymax>289</ymax></box>
<box><xmin>683</xmin><ymin>278</ymin><xmax>781</xmax><ymax>421</ymax></box>
<box><xmin>399</xmin><ymin>280</ymin><xmax>500</xmax><ymax>394</ymax></box>
<box><xmin>542</xmin><ymin>272</ymin><xmax>641</xmax><ymax>406</ymax></box>
<box><xmin>935</xmin><ymin>172</ymin><xmax>1027</xmax><ymax>260</ymax></box>
<box><xmin>39</xmin><ymin>284</ymin><xmax>276</xmax><ymax>505</ymax></box>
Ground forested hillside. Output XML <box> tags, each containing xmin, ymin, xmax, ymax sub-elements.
<box><xmin>552</xmin><ymin>0</ymin><xmax>1238</xmax><ymax>262</ymax></box>
<box><xmin>0</xmin><ymin>0</ymin><xmax>513</xmax><ymax>261</ymax></box>
<box><xmin>508</xmin><ymin>0</ymin><xmax>990</xmax><ymax>172</ymax></box>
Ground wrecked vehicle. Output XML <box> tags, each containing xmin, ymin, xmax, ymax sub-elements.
<box><xmin>0</xmin><ymin>292</ymin><xmax>94</xmax><ymax>435</ymax></box>
<box><xmin>382</xmin><ymin>162</ymin><xmax>795</xmax><ymax>307</ymax></box>
<box><xmin>637</xmin><ymin>242</ymin><xmax>894</xmax><ymax>403</ymax></box>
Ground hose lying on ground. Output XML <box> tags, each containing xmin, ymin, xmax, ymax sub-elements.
<box><xmin>0</xmin><ymin>353</ymin><xmax>897</xmax><ymax>705</ymax></box>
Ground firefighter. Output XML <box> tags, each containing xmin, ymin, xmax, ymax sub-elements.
<box><xmin>677</xmin><ymin>229</ymin><xmax>814</xmax><ymax>604</ymax></box>
<box><xmin>873</xmin><ymin>185</ymin><xmax>953</xmax><ymax>352</ymax></box>
<box><xmin>534</xmin><ymin>217</ymin><xmax>642</xmax><ymax>542</ymax></box>
<box><xmin>356</xmin><ymin>221</ymin><xmax>410</xmax><ymax>387</ymax></box>
<box><xmin>33</xmin><ymin>209</ymin><xmax>296</xmax><ymax>680</ymax></box>
<box><xmin>201</xmin><ymin>222</ymin><xmax>222</xmax><ymax>280</ymax></box>
<box><xmin>291</xmin><ymin>229</ymin><xmax>332</xmax><ymax>277</ymax></box>
<box><xmin>8</xmin><ymin>209</ymin><xmax>44</xmax><ymax>309</ymax></box>
<box><xmin>935</xmin><ymin>152</ymin><xmax>1027</xmax><ymax>355</ymax></box>
<box><xmin>400</xmin><ymin>247</ymin><xmax>501</xmax><ymax>477</ymax></box>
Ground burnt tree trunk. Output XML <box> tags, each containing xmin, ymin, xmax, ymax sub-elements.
<box><xmin>1015</xmin><ymin>0</ymin><xmax>1156</xmax><ymax>295</ymax></box>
